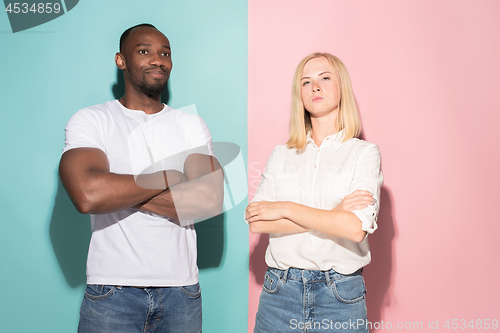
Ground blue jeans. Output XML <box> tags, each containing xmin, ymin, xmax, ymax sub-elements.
<box><xmin>254</xmin><ymin>268</ymin><xmax>368</xmax><ymax>333</ymax></box>
<box><xmin>78</xmin><ymin>284</ymin><xmax>202</xmax><ymax>333</ymax></box>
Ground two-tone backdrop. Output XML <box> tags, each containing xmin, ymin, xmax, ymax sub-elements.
<box><xmin>1</xmin><ymin>1</ymin><xmax>500</xmax><ymax>332</ymax></box>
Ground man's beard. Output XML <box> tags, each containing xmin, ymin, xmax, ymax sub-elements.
<box><xmin>137</xmin><ymin>80</ymin><xmax>167</xmax><ymax>98</ymax></box>
<box><xmin>128</xmin><ymin>69</ymin><xmax>168</xmax><ymax>98</ymax></box>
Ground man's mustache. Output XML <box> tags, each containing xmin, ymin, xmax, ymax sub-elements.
<box><xmin>144</xmin><ymin>66</ymin><xmax>167</xmax><ymax>73</ymax></box>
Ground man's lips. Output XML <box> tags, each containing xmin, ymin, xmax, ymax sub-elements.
<box><xmin>146</xmin><ymin>69</ymin><xmax>167</xmax><ymax>79</ymax></box>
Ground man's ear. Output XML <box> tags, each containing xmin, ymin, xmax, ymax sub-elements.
<box><xmin>115</xmin><ymin>52</ymin><xmax>126</xmax><ymax>70</ymax></box>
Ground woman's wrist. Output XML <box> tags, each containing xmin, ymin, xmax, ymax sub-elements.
<box><xmin>281</xmin><ymin>201</ymin><xmax>293</xmax><ymax>220</ymax></box>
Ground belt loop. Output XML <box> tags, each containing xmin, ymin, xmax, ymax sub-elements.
<box><xmin>282</xmin><ymin>268</ymin><xmax>289</xmax><ymax>282</ymax></box>
<box><xmin>325</xmin><ymin>269</ymin><xmax>331</xmax><ymax>286</ymax></box>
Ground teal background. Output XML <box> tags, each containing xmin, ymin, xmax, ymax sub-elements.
<box><xmin>0</xmin><ymin>1</ymin><xmax>248</xmax><ymax>332</ymax></box>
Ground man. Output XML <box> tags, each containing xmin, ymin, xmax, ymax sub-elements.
<box><xmin>59</xmin><ymin>23</ymin><xmax>223</xmax><ymax>333</ymax></box>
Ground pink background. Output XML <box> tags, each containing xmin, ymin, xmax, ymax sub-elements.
<box><xmin>248</xmin><ymin>0</ymin><xmax>500</xmax><ymax>331</ymax></box>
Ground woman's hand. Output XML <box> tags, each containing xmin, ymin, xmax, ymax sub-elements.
<box><xmin>245</xmin><ymin>201</ymin><xmax>288</xmax><ymax>223</ymax></box>
<box><xmin>333</xmin><ymin>190</ymin><xmax>375</xmax><ymax>212</ymax></box>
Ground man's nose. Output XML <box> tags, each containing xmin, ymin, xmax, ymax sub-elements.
<box><xmin>149</xmin><ymin>53</ymin><xmax>164</xmax><ymax>67</ymax></box>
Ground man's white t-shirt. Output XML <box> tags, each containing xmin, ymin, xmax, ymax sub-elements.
<box><xmin>63</xmin><ymin>100</ymin><xmax>213</xmax><ymax>286</ymax></box>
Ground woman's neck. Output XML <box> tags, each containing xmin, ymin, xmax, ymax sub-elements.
<box><xmin>310</xmin><ymin>111</ymin><xmax>338</xmax><ymax>146</ymax></box>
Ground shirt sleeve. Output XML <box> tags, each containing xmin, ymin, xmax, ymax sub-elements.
<box><xmin>350</xmin><ymin>144</ymin><xmax>383</xmax><ymax>234</ymax></box>
<box><xmin>62</xmin><ymin>108</ymin><xmax>104</xmax><ymax>154</ymax></box>
<box><xmin>244</xmin><ymin>148</ymin><xmax>278</xmax><ymax>224</ymax></box>
<box><xmin>252</xmin><ymin>148</ymin><xmax>278</xmax><ymax>203</ymax></box>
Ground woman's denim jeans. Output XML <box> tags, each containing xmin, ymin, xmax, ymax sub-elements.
<box><xmin>254</xmin><ymin>268</ymin><xmax>369</xmax><ymax>333</ymax></box>
<box><xmin>78</xmin><ymin>283</ymin><xmax>202</xmax><ymax>333</ymax></box>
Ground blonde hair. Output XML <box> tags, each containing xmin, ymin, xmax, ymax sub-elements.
<box><xmin>287</xmin><ymin>53</ymin><xmax>361</xmax><ymax>150</ymax></box>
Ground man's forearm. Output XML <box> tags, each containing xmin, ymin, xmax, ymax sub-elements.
<box><xmin>60</xmin><ymin>148</ymin><xmax>190</xmax><ymax>214</ymax></box>
<box><xmin>134</xmin><ymin>168</ymin><xmax>224</xmax><ymax>220</ymax></box>
<box><xmin>70</xmin><ymin>170</ymin><xmax>187</xmax><ymax>214</ymax></box>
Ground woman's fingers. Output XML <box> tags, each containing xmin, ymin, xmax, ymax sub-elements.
<box><xmin>245</xmin><ymin>201</ymin><xmax>284</xmax><ymax>222</ymax></box>
<box><xmin>335</xmin><ymin>190</ymin><xmax>376</xmax><ymax>212</ymax></box>
<box><xmin>347</xmin><ymin>190</ymin><xmax>374</xmax><ymax>201</ymax></box>
<box><xmin>246</xmin><ymin>202</ymin><xmax>266</xmax><ymax>222</ymax></box>
<box><xmin>245</xmin><ymin>205</ymin><xmax>257</xmax><ymax>219</ymax></box>
<box><xmin>346</xmin><ymin>190</ymin><xmax>372</xmax><ymax>199</ymax></box>
<box><xmin>344</xmin><ymin>198</ymin><xmax>375</xmax><ymax>210</ymax></box>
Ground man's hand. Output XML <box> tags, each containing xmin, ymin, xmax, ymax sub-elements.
<box><xmin>135</xmin><ymin>153</ymin><xmax>224</xmax><ymax>220</ymax></box>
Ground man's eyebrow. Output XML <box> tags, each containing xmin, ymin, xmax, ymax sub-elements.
<box><xmin>134</xmin><ymin>43</ymin><xmax>171</xmax><ymax>49</ymax></box>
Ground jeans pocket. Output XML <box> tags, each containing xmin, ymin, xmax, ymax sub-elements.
<box><xmin>180</xmin><ymin>283</ymin><xmax>201</xmax><ymax>298</ymax></box>
<box><xmin>262</xmin><ymin>270</ymin><xmax>281</xmax><ymax>294</ymax></box>
<box><xmin>330</xmin><ymin>274</ymin><xmax>366</xmax><ymax>304</ymax></box>
<box><xmin>84</xmin><ymin>285</ymin><xmax>116</xmax><ymax>301</ymax></box>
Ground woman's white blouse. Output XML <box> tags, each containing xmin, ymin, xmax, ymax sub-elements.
<box><xmin>252</xmin><ymin>131</ymin><xmax>383</xmax><ymax>274</ymax></box>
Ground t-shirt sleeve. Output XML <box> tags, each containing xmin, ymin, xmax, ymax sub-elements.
<box><xmin>350</xmin><ymin>144</ymin><xmax>384</xmax><ymax>235</ymax></box>
<box><xmin>62</xmin><ymin>108</ymin><xmax>104</xmax><ymax>154</ymax></box>
<box><xmin>187</xmin><ymin>115</ymin><xmax>214</xmax><ymax>156</ymax></box>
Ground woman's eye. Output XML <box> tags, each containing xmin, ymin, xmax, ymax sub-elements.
<box><xmin>322</xmin><ymin>76</ymin><xmax>330</xmax><ymax>80</ymax></box>
<box><xmin>302</xmin><ymin>81</ymin><xmax>310</xmax><ymax>86</ymax></box>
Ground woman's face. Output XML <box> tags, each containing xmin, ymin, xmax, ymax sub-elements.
<box><xmin>300</xmin><ymin>57</ymin><xmax>340</xmax><ymax>119</ymax></box>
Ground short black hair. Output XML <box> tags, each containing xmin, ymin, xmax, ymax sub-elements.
<box><xmin>119</xmin><ymin>23</ymin><xmax>157</xmax><ymax>53</ymax></box>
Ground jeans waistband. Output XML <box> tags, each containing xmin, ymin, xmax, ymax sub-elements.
<box><xmin>268</xmin><ymin>267</ymin><xmax>363</xmax><ymax>284</ymax></box>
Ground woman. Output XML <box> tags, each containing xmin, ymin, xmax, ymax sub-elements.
<box><xmin>246</xmin><ymin>53</ymin><xmax>383</xmax><ymax>332</ymax></box>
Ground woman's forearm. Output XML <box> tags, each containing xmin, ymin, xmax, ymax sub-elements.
<box><xmin>249</xmin><ymin>218</ymin><xmax>309</xmax><ymax>234</ymax></box>
<box><xmin>283</xmin><ymin>202</ymin><xmax>367</xmax><ymax>242</ymax></box>
<box><xmin>246</xmin><ymin>199</ymin><xmax>369</xmax><ymax>241</ymax></box>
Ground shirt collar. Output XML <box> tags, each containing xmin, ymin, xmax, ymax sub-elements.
<box><xmin>307</xmin><ymin>130</ymin><xmax>348</xmax><ymax>151</ymax></box>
